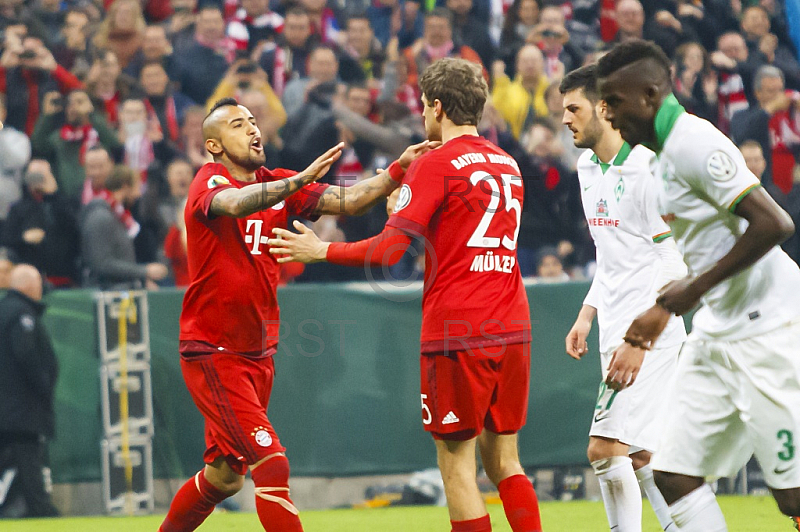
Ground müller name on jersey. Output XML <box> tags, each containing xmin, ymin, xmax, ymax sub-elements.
<box><xmin>470</xmin><ymin>251</ymin><xmax>516</xmax><ymax>273</ymax></box>
<box><xmin>451</xmin><ymin>152</ymin><xmax>521</xmax><ymax>172</ymax></box>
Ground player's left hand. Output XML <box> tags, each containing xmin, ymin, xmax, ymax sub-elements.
<box><xmin>622</xmin><ymin>304</ymin><xmax>671</xmax><ymax>350</ymax></box>
<box><xmin>398</xmin><ymin>140</ymin><xmax>442</xmax><ymax>170</ymax></box>
<box><xmin>656</xmin><ymin>277</ymin><xmax>703</xmax><ymax>316</ymax></box>
<box><xmin>268</xmin><ymin>220</ymin><xmax>329</xmax><ymax>263</ymax></box>
<box><xmin>606</xmin><ymin>342</ymin><xmax>645</xmax><ymax>391</ymax></box>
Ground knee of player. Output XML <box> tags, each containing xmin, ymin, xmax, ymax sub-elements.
<box><xmin>586</xmin><ymin>441</ymin><xmax>608</xmax><ymax>464</ymax></box>
<box><xmin>216</xmin><ymin>474</ymin><xmax>246</xmax><ymax>496</ymax></box>
<box><xmin>483</xmin><ymin>459</ymin><xmax>524</xmax><ymax>486</ymax></box>
<box><xmin>773</xmin><ymin>489</ymin><xmax>800</xmax><ymax>517</ymax></box>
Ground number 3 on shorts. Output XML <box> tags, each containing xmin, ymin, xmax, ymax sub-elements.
<box><xmin>421</xmin><ymin>394</ymin><xmax>432</xmax><ymax>425</ymax></box>
<box><xmin>778</xmin><ymin>429</ymin><xmax>795</xmax><ymax>461</ymax></box>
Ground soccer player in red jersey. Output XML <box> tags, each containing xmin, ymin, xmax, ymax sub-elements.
<box><xmin>269</xmin><ymin>59</ymin><xmax>542</xmax><ymax>532</ymax></box>
<box><xmin>158</xmin><ymin>98</ymin><xmax>436</xmax><ymax>532</ymax></box>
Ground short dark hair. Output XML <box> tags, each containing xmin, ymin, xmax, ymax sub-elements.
<box><xmin>346</xmin><ymin>13</ymin><xmax>370</xmax><ymax>27</ymax></box>
<box><xmin>738</xmin><ymin>139</ymin><xmax>763</xmax><ymax>153</ymax></box>
<box><xmin>559</xmin><ymin>64</ymin><xmax>598</xmax><ymax>101</ymax></box>
<box><xmin>106</xmin><ymin>165</ymin><xmax>137</xmax><ymax>192</ymax></box>
<box><xmin>207</xmin><ymin>98</ymin><xmax>239</xmax><ymax>117</ymax></box>
<box><xmin>596</xmin><ymin>39</ymin><xmax>672</xmax><ymax>80</ymax></box>
<box><xmin>427</xmin><ymin>7</ymin><xmax>454</xmax><ymax>26</ymax></box>
<box><xmin>285</xmin><ymin>6</ymin><xmax>308</xmax><ymax>17</ymax></box>
<box><xmin>419</xmin><ymin>58</ymin><xmax>487</xmax><ymax>126</ymax></box>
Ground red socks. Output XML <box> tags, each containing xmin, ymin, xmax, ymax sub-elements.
<box><xmin>252</xmin><ymin>455</ymin><xmax>303</xmax><ymax>532</ymax></box>
<box><xmin>497</xmin><ymin>474</ymin><xmax>543</xmax><ymax>532</ymax></box>
<box><xmin>159</xmin><ymin>470</ymin><xmax>229</xmax><ymax>532</ymax></box>
<box><xmin>451</xmin><ymin>514</ymin><xmax>492</xmax><ymax>531</ymax></box>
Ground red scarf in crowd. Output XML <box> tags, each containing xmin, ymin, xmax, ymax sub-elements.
<box><xmin>98</xmin><ymin>189</ymin><xmax>140</xmax><ymax>238</ymax></box>
<box><xmin>60</xmin><ymin>123</ymin><xmax>99</xmax><ymax>164</ymax></box>
<box><xmin>144</xmin><ymin>97</ymin><xmax>180</xmax><ymax>143</ymax></box>
<box><xmin>768</xmin><ymin>91</ymin><xmax>800</xmax><ymax>194</ymax></box>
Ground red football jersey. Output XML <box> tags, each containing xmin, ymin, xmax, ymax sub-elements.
<box><xmin>386</xmin><ymin>135</ymin><xmax>531</xmax><ymax>353</ymax></box>
<box><xmin>179</xmin><ymin>162</ymin><xmax>327</xmax><ymax>355</ymax></box>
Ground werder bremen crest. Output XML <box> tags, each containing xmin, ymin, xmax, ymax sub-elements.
<box><xmin>614</xmin><ymin>176</ymin><xmax>625</xmax><ymax>202</ymax></box>
<box><xmin>596</xmin><ymin>199</ymin><xmax>609</xmax><ymax>217</ymax></box>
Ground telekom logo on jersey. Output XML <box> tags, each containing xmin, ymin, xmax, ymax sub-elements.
<box><xmin>244</xmin><ymin>202</ymin><xmax>286</xmax><ymax>255</ymax></box>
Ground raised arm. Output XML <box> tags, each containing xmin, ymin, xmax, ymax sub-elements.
<box><xmin>210</xmin><ymin>143</ymin><xmax>343</xmax><ymax>218</ymax></box>
<box><xmin>313</xmin><ymin>140</ymin><xmax>439</xmax><ymax>216</ymax></box>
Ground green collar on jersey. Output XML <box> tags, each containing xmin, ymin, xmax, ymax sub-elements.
<box><xmin>647</xmin><ymin>93</ymin><xmax>685</xmax><ymax>153</ymax></box>
<box><xmin>590</xmin><ymin>141</ymin><xmax>633</xmax><ymax>174</ymax></box>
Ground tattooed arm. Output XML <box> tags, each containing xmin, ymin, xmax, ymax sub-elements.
<box><xmin>210</xmin><ymin>143</ymin><xmax>343</xmax><ymax>218</ymax></box>
<box><xmin>313</xmin><ymin>140</ymin><xmax>439</xmax><ymax>216</ymax></box>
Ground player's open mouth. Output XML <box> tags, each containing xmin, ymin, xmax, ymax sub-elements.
<box><xmin>250</xmin><ymin>137</ymin><xmax>263</xmax><ymax>153</ymax></box>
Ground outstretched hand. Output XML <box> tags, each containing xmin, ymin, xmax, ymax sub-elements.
<box><xmin>302</xmin><ymin>142</ymin><xmax>345</xmax><ymax>183</ymax></box>
<box><xmin>268</xmin><ymin>221</ymin><xmax>329</xmax><ymax>263</ymax></box>
<box><xmin>398</xmin><ymin>140</ymin><xmax>441</xmax><ymax>170</ymax></box>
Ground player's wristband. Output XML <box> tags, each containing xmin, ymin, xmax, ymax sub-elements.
<box><xmin>387</xmin><ymin>160</ymin><xmax>404</xmax><ymax>182</ymax></box>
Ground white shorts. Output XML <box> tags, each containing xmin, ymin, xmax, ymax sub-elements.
<box><xmin>589</xmin><ymin>343</ymin><xmax>681</xmax><ymax>453</ymax></box>
<box><xmin>651</xmin><ymin>320</ymin><xmax>800</xmax><ymax>489</ymax></box>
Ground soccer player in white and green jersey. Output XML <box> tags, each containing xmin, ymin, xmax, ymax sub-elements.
<box><xmin>561</xmin><ymin>64</ymin><xmax>687</xmax><ymax>532</ymax></box>
<box><xmin>598</xmin><ymin>39</ymin><xmax>800</xmax><ymax>532</ymax></box>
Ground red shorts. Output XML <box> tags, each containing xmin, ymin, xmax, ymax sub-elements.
<box><xmin>420</xmin><ymin>342</ymin><xmax>530</xmax><ymax>441</ymax></box>
<box><xmin>181</xmin><ymin>352</ymin><xmax>285</xmax><ymax>475</ymax></box>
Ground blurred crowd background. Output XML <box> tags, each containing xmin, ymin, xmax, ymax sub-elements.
<box><xmin>0</xmin><ymin>0</ymin><xmax>799</xmax><ymax>290</ymax></box>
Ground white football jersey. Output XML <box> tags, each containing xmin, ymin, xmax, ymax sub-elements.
<box><xmin>578</xmin><ymin>142</ymin><xmax>687</xmax><ymax>353</ymax></box>
<box><xmin>655</xmin><ymin>107</ymin><xmax>800</xmax><ymax>340</ymax></box>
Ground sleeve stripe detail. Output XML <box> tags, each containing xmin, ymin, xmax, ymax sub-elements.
<box><xmin>652</xmin><ymin>231</ymin><xmax>672</xmax><ymax>243</ymax></box>
<box><xmin>728</xmin><ymin>184</ymin><xmax>761</xmax><ymax>212</ymax></box>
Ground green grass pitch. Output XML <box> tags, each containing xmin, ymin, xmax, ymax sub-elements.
<box><xmin>0</xmin><ymin>496</ymin><xmax>792</xmax><ymax>531</ymax></box>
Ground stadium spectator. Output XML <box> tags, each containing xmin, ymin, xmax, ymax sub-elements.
<box><xmin>0</xmin><ymin>32</ymin><xmax>83</xmax><ymax>136</ymax></box>
<box><xmin>226</xmin><ymin>0</ymin><xmax>283</xmax><ymax>53</ymax></box>
<box><xmin>446</xmin><ymin>0</ymin><xmax>495</xmax><ymax>71</ymax></box>
<box><xmin>300</xmin><ymin>0</ymin><xmax>340</xmax><ymax>44</ymax></box>
<box><xmin>80</xmin><ymin>146</ymin><xmax>113</xmax><ymax>205</ymax></box>
<box><xmin>124</xmin><ymin>25</ymin><xmax>175</xmax><ymax>80</ymax></box>
<box><xmin>739</xmin><ymin>139</ymin><xmax>767</xmax><ymax>182</ymax></box>
<box><xmin>339</xmin><ymin>14</ymin><xmax>385</xmax><ymax>84</ymax></box>
<box><xmin>366</xmin><ymin>0</ymin><xmax>400</xmax><ymax>48</ymax></box>
<box><xmin>178</xmin><ymin>105</ymin><xmax>210</xmax><ymax>169</ymax></box>
<box><xmin>282</xmin><ymin>45</ymin><xmax>339</xmax><ymax>116</ymax></box>
<box><xmin>527</xmin><ymin>5</ymin><xmax>582</xmax><ymax>78</ymax></box>
<box><xmin>85</xmin><ymin>50</ymin><xmax>137</xmax><ymax>127</ymax></box>
<box><xmin>610</xmin><ymin>0</ymin><xmax>644</xmax><ymax>44</ymax></box>
<box><xmin>730</xmin><ymin>65</ymin><xmax>798</xmax><ymax>191</ymax></box>
<box><xmin>51</xmin><ymin>9</ymin><xmax>92</xmax><ymax>77</ymax></box>
<box><xmin>206</xmin><ymin>60</ymin><xmax>286</xmax><ymax>135</ymax></box>
<box><xmin>0</xmin><ymin>264</ymin><xmax>59</xmax><ymax>518</ymax></box>
<box><xmin>280</xmin><ymin>81</ymin><xmax>340</xmax><ymax>172</ymax></box>
<box><xmin>173</xmin><ymin>5</ymin><xmax>232</xmax><ymax>107</ymax></box>
<box><xmin>24</xmin><ymin>0</ymin><xmax>63</xmax><ymax>48</ymax></box>
<box><xmin>517</xmin><ymin>118</ymin><xmax>584</xmax><ymax>277</ymax></box>
<box><xmin>117</xmin><ymin>97</ymin><xmax>178</xmax><ymax>182</ymax></box>
<box><xmin>0</xmin><ymin>94</ymin><xmax>32</xmax><ymax>233</ymax></box>
<box><xmin>239</xmin><ymin>89</ymin><xmax>282</xmax><ymax>162</ymax></box>
<box><xmin>402</xmin><ymin>8</ymin><xmax>484</xmax><ymax>88</ymax></box>
<box><xmin>2</xmin><ymin>160</ymin><xmax>79</xmax><ymax>286</ymax></box>
<box><xmin>31</xmin><ymin>90</ymin><xmax>122</xmax><ymax>204</ymax></box>
<box><xmin>534</xmin><ymin>247</ymin><xmax>569</xmax><ymax>282</ymax></box>
<box><xmin>491</xmin><ymin>45</ymin><xmax>549</xmax><ymax>139</ymax></box>
<box><xmin>139</xmin><ymin>60</ymin><xmax>192</xmax><ymax>145</ymax></box>
<box><xmin>644</xmin><ymin>2</ymin><xmax>707</xmax><ymax>59</ymax></box>
<box><xmin>257</xmin><ymin>7</ymin><xmax>318</xmax><ymax>97</ymax></box>
<box><xmin>92</xmin><ymin>0</ymin><xmax>146</xmax><ymax>69</ymax></box>
<box><xmin>673</xmin><ymin>41</ymin><xmax>718</xmax><ymax>124</ymax></box>
<box><xmin>80</xmin><ymin>165</ymin><xmax>168</xmax><ymax>289</ymax></box>
<box><xmin>378</xmin><ymin>37</ymin><xmax>422</xmax><ymax>115</ymax></box>
<box><xmin>163</xmin><ymin>197</ymin><xmax>189</xmax><ymax>286</ymax></box>
<box><xmin>393</xmin><ymin>0</ymin><xmax>424</xmax><ymax>50</ymax></box>
<box><xmin>711</xmin><ymin>31</ymin><xmax>757</xmax><ymax>133</ymax></box>
<box><xmin>498</xmin><ymin>0</ymin><xmax>539</xmax><ymax>76</ymax></box>
<box><xmin>158</xmin><ymin>157</ymin><xmax>192</xmax><ymax>227</ymax></box>
<box><xmin>163</xmin><ymin>0</ymin><xmax>197</xmax><ymax>54</ymax></box>
<box><xmin>0</xmin><ymin>247</ymin><xmax>15</xmax><ymax>290</ymax></box>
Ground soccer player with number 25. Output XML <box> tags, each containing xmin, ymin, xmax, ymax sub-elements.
<box><xmin>269</xmin><ymin>58</ymin><xmax>542</xmax><ymax>532</ymax></box>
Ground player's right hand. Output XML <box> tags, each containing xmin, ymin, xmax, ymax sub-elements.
<box><xmin>301</xmin><ymin>143</ymin><xmax>344</xmax><ymax>182</ymax></box>
<box><xmin>565</xmin><ymin>319</ymin><xmax>591</xmax><ymax>360</ymax></box>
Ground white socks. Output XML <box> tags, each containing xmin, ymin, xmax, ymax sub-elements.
<box><xmin>592</xmin><ymin>456</ymin><xmax>642</xmax><ymax>531</ymax></box>
<box><xmin>635</xmin><ymin>464</ymin><xmax>677</xmax><ymax>531</ymax></box>
<box><xmin>668</xmin><ymin>483</ymin><xmax>727</xmax><ymax>532</ymax></box>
